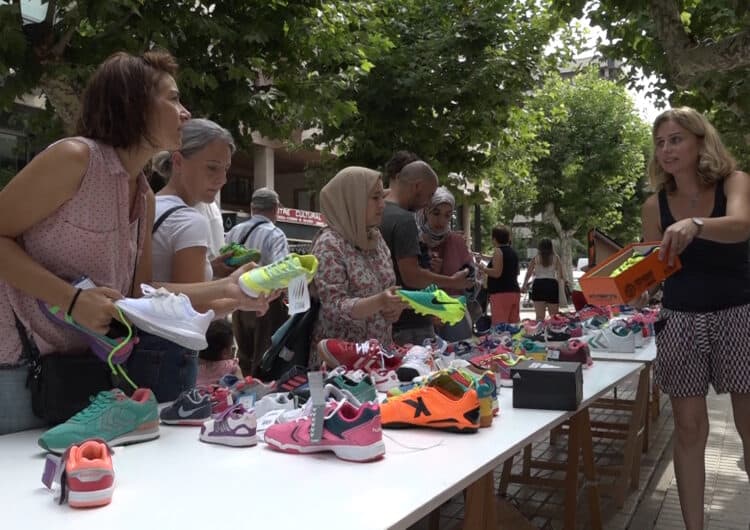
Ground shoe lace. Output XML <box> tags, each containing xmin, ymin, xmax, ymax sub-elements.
<box><xmin>263</xmin><ymin>256</ymin><xmax>298</xmax><ymax>280</ymax></box>
<box><xmin>141</xmin><ymin>284</ymin><xmax>191</xmax><ymax>318</ymax></box>
<box><xmin>68</xmin><ymin>391</ymin><xmax>118</xmax><ymax>423</ymax></box>
<box><xmin>106</xmin><ymin>307</ymin><xmax>137</xmax><ymax>389</ymax></box>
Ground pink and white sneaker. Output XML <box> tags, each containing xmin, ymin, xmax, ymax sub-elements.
<box><xmin>370</xmin><ymin>368</ymin><xmax>401</xmax><ymax>392</ymax></box>
<box><xmin>264</xmin><ymin>400</ymin><xmax>385</xmax><ymax>462</ymax></box>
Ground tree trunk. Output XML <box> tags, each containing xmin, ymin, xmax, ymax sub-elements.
<box><xmin>38</xmin><ymin>73</ymin><xmax>80</xmax><ymax>135</ymax></box>
<box><xmin>543</xmin><ymin>202</ymin><xmax>577</xmax><ymax>308</ymax></box>
<box><xmin>649</xmin><ymin>0</ymin><xmax>750</xmax><ymax>88</ymax></box>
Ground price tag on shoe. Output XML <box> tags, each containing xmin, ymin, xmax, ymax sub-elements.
<box><xmin>287</xmin><ymin>274</ymin><xmax>311</xmax><ymax>315</ymax></box>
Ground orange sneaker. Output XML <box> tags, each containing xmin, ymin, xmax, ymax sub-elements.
<box><xmin>65</xmin><ymin>439</ymin><xmax>115</xmax><ymax>508</ymax></box>
<box><xmin>380</xmin><ymin>372</ymin><xmax>481</xmax><ymax>433</ymax></box>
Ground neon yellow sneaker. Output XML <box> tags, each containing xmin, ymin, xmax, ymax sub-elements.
<box><xmin>238</xmin><ymin>254</ymin><xmax>318</xmax><ymax>297</ymax></box>
<box><xmin>396</xmin><ymin>284</ymin><xmax>466</xmax><ymax>325</ymax></box>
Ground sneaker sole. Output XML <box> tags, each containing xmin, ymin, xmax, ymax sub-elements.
<box><xmin>41</xmin><ymin>421</ymin><xmax>160</xmax><ymax>454</ymax></box>
<box><xmin>115</xmin><ymin>304</ymin><xmax>208</xmax><ymax>351</ymax></box>
<box><xmin>381</xmin><ymin>421</ymin><xmax>479</xmax><ymax>433</ymax></box>
<box><xmin>160</xmin><ymin>417</ymin><xmax>209</xmax><ymax>426</ymax></box>
<box><xmin>68</xmin><ymin>484</ymin><xmax>114</xmax><ymax>508</ymax></box>
<box><xmin>265</xmin><ymin>438</ymin><xmax>385</xmax><ymax>462</ymax></box>
<box><xmin>200</xmin><ymin>433</ymin><xmax>258</xmax><ymax>447</ymax></box>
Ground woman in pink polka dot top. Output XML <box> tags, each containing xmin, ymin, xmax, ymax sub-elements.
<box><xmin>0</xmin><ymin>50</ymin><xmax>269</xmax><ymax>435</ymax></box>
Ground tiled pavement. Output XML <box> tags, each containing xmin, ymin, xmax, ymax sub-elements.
<box><xmin>408</xmin><ymin>381</ymin><xmax>750</xmax><ymax>529</ymax></box>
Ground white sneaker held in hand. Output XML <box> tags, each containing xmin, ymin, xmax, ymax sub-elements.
<box><xmin>115</xmin><ymin>284</ymin><xmax>214</xmax><ymax>350</ymax></box>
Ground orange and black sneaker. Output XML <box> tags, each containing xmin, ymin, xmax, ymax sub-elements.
<box><xmin>380</xmin><ymin>372</ymin><xmax>481</xmax><ymax>433</ymax></box>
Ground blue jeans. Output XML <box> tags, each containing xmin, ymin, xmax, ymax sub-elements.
<box><xmin>125</xmin><ymin>332</ymin><xmax>197</xmax><ymax>403</ymax></box>
<box><xmin>0</xmin><ymin>365</ymin><xmax>46</xmax><ymax>435</ymax></box>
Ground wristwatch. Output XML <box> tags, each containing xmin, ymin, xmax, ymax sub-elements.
<box><xmin>691</xmin><ymin>217</ymin><xmax>704</xmax><ymax>236</ymax></box>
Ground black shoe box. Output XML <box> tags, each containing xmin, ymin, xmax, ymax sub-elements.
<box><xmin>511</xmin><ymin>359</ymin><xmax>582</xmax><ymax>411</ymax></box>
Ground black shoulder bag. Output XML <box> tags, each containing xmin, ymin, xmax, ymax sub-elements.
<box><xmin>16</xmin><ymin>313</ymin><xmax>116</xmax><ymax>425</ymax></box>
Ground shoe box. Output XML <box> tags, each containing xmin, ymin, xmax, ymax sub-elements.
<box><xmin>511</xmin><ymin>360</ymin><xmax>582</xmax><ymax>411</ymax></box>
<box><xmin>579</xmin><ymin>241</ymin><xmax>681</xmax><ymax>306</ymax></box>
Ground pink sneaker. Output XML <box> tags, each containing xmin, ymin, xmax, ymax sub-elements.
<box><xmin>264</xmin><ymin>400</ymin><xmax>385</xmax><ymax>462</ymax></box>
<box><xmin>317</xmin><ymin>338</ymin><xmax>393</xmax><ymax>371</ymax></box>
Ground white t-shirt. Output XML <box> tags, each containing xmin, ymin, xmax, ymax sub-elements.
<box><xmin>152</xmin><ymin>195</ymin><xmax>212</xmax><ymax>282</ymax></box>
<box><xmin>194</xmin><ymin>200</ymin><xmax>225</xmax><ymax>260</ymax></box>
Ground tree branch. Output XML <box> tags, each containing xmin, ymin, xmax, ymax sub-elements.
<box><xmin>649</xmin><ymin>0</ymin><xmax>750</xmax><ymax>88</ymax></box>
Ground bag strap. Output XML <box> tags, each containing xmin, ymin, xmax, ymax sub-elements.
<box><xmin>13</xmin><ymin>312</ymin><xmax>39</xmax><ymax>365</ymax></box>
<box><xmin>152</xmin><ymin>205</ymin><xmax>188</xmax><ymax>235</ymax></box>
<box><xmin>239</xmin><ymin>219</ymin><xmax>270</xmax><ymax>246</ymax></box>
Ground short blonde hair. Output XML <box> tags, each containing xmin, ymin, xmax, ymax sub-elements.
<box><xmin>648</xmin><ymin>106</ymin><xmax>736</xmax><ymax>192</ymax></box>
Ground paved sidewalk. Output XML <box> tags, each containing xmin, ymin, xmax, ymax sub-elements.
<box><xmin>629</xmin><ymin>390</ymin><xmax>750</xmax><ymax>530</ymax></box>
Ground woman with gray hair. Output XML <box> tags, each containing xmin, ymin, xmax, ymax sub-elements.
<box><xmin>151</xmin><ymin>118</ymin><xmax>236</xmax><ymax>283</ymax></box>
<box><xmin>126</xmin><ymin>118</ymin><xmax>241</xmax><ymax>400</ymax></box>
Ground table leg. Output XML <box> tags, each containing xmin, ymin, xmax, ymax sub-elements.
<box><xmin>463</xmin><ymin>471</ymin><xmax>498</xmax><ymax>530</ymax></box>
<box><xmin>563</xmin><ymin>411</ymin><xmax>582</xmax><ymax>530</ymax></box>
<box><xmin>579</xmin><ymin>409</ymin><xmax>603</xmax><ymax>530</ymax></box>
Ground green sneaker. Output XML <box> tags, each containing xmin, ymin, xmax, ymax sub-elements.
<box><xmin>38</xmin><ymin>388</ymin><xmax>159</xmax><ymax>454</ymax></box>
<box><xmin>220</xmin><ymin>243</ymin><xmax>261</xmax><ymax>267</ymax></box>
<box><xmin>396</xmin><ymin>284</ymin><xmax>466</xmax><ymax>325</ymax></box>
<box><xmin>238</xmin><ymin>253</ymin><xmax>318</xmax><ymax>297</ymax></box>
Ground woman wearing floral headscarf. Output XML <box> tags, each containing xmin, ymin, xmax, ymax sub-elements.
<box><xmin>417</xmin><ymin>187</ymin><xmax>475</xmax><ymax>340</ymax></box>
<box><xmin>309</xmin><ymin>167</ymin><xmax>407</xmax><ymax>367</ymax></box>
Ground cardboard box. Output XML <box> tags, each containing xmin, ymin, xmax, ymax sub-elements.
<box><xmin>578</xmin><ymin>241</ymin><xmax>681</xmax><ymax>306</ymax></box>
<box><xmin>511</xmin><ymin>360</ymin><xmax>582</xmax><ymax>411</ymax></box>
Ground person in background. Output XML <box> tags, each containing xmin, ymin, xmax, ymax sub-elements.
<box><xmin>480</xmin><ymin>225</ymin><xmax>521</xmax><ymax>325</ymax></box>
<box><xmin>310</xmin><ymin>167</ymin><xmax>407</xmax><ymax>366</ymax></box>
<box><xmin>380</xmin><ymin>157</ymin><xmax>473</xmax><ymax>346</ymax></box>
<box><xmin>521</xmin><ymin>238</ymin><xmax>566</xmax><ymax>321</ymax></box>
<box><xmin>136</xmin><ymin>118</ymin><xmax>238</xmax><ymax>400</ymax></box>
<box><xmin>225</xmin><ymin>188</ymin><xmax>290</xmax><ymax>376</ymax></box>
<box><xmin>0</xmin><ymin>51</ymin><xmax>268</xmax><ymax>434</ymax></box>
<box><xmin>641</xmin><ymin>106</ymin><xmax>750</xmax><ymax>530</ymax></box>
<box><xmin>196</xmin><ymin>318</ymin><xmax>242</xmax><ymax>386</ymax></box>
<box><xmin>416</xmin><ymin>186</ymin><xmax>475</xmax><ymax>341</ymax></box>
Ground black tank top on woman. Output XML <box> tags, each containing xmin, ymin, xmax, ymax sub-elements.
<box><xmin>487</xmin><ymin>245</ymin><xmax>520</xmax><ymax>294</ymax></box>
<box><xmin>658</xmin><ymin>184</ymin><xmax>750</xmax><ymax>312</ymax></box>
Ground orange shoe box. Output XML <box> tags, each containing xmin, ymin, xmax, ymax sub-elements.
<box><xmin>579</xmin><ymin>241</ymin><xmax>681</xmax><ymax>306</ymax></box>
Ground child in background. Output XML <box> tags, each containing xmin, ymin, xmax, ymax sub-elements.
<box><xmin>196</xmin><ymin>320</ymin><xmax>242</xmax><ymax>386</ymax></box>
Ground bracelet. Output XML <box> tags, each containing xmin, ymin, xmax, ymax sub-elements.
<box><xmin>67</xmin><ymin>288</ymin><xmax>83</xmax><ymax>318</ymax></box>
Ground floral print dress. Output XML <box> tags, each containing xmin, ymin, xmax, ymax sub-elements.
<box><xmin>309</xmin><ymin>228</ymin><xmax>396</xmax><ymax>367</ymax></box>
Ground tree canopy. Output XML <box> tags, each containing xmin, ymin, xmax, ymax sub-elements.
<box><xmin>554</xmin><ymin>0</ymin><xmax>750</xmax><ymax>167</ymax></box>
<box><xmin>501</xmin><ymin>68</ymin><xmax>650</xmax><ymax>274</ymax></box>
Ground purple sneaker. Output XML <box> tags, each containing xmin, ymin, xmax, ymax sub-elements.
<box><xmin>39</xmin><ymin>301</ymin><xmax>137</xmax><ymax>365</ymax></box>
<box><xmin>199</xmin><ymin>404</ymin><xmax>257</xmax><ymax>447</ymax></box>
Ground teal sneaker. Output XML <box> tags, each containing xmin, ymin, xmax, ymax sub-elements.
<box><xmin>38</xmin><ymin>388</ymin><xmax>159</xmax><ymax>454</ymax></box>
<box><xmin>238</xmin><ymin>253</ymin><xmax>318</xmax><ymax>297</ymax></box>
<box><xmin>396</xmin><ymin>284</ymin><xmax>467</xmax><ymax>325</ymax></box>
<box><xmin>326</xmin><ymin>374</ymin><xmax>378</xmax><ymax>404</ymax></box>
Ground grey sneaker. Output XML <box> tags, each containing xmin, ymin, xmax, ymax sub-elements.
<box><xmin>199</xmin><ymin>404</ymin><xmax>257</xmax><ymax>447</ymax></box>
<box><xmin>160</xmin><ymin>389</ymin><xmax>211</xmax><ymax>426</ymax></box>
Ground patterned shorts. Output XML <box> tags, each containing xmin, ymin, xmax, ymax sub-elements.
<box><xmin>655</xmin><ymin>304</ymin><xmax>750</xmax><ymax>397</ymax></box>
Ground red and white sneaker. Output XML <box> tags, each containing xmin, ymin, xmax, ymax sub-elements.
<box><xmin>264</xmin><ymin>400</ymin><xmax>385</xmax><ymax>462</ymax></box>
<box><xmin>65</xmin><ymin>439</ymin><xmax>115</xmax><ymax>508</ymax></box>
<box><xmin>318</xmin><ymin>338</ymin><xmax>394</xmax><ymax>371</ymax></box>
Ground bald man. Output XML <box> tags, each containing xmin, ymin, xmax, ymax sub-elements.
<box><xmin>380</xmin><ymin>157</ymin><xmax>473</xmax><ymax>346</ymax></box>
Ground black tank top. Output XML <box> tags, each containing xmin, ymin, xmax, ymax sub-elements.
<box><xmin>487</xmin><ymin>245</ymin><xmax>520</xmax><ymax>294</ymax></box>
<box><xmin>658</xmin><ymin>184</ymin><xmax>750</xmax><ymax>312</ymax></box>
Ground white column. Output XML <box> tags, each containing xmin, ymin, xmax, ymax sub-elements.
<box><xmin>253</xmin><ymin>145</ymin><xmax>275</xmax><ymax>190</ymax></box>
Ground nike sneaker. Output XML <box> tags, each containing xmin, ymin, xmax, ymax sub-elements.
<box><xmin>396</xmin><ymin>284</ymin><xmax>466</xmax><ymax>325</ymax></box>
<box><xmin>159</xmin><ymin>388</ymin><xmax>212</xmax><ymax>426</ymax></box>
<box><xmin>38</xmin><ymin>388</ymin><xmax>159</xmax><ymax>454</ymax></box>
<box><xmin>238</xmin><ymin>253</ymin><xmax>318</xmax><ymax>297</ymax></box>
<box><xmin>219</xmin><ymin>243</ymin><xmax>261</xmax><ymax>267</ymax></box>
<box><xmin>115</xmin><ymin>284</ymin><xmax>214</xmax><ymax>351</ymax></box>
<box><xmin>380</xmin><ymin>372</ymin><xmax>480</xmax><ymax>433</ymax></box>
